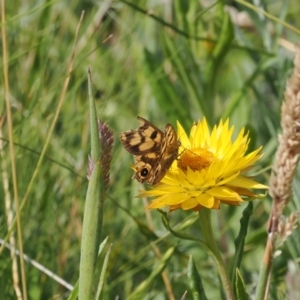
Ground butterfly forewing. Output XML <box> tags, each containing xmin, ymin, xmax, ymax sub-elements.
<box><xmin>119</xmin><ymin>117</ymin><xmax>163</xmax><ymax>155</ymax></box>
<box><xmin>119</xmin><ymin>116</ymin><xmax>179</xmax><ymax>185</ymax></box>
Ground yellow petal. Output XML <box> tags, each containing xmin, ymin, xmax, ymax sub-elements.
<box><xmin>181</xmin><ymin>198</ymin><xmax>199</xmax><ymax>210</ymax></box>
<box><xmin>206</xmin><ymin>187</ymin><xmax>243</xmax><ymax>202</ymax></box>
<box><xmin>177</xmin><ymin>121</ymin><xmax>190</xmax><ymax>148</ymax></box>
<box><xmin>228</xmin><ymin>176</ymin><xmax>269</xmax><ymax>189</ymax></box>
<box><xmin>165</xmin><ymin>193</ymin><xmax>191</xmax><ymax>205</ymax></box>
<box><xmin>196</xmin><ymin>193</ymin><xmax>215</xmax><ymax>208</ymax></box>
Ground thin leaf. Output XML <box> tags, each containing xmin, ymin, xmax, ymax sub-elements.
<box><xmin>67</xmin><ymin>282</ymin><xmax>79</xmax><ymax>300</ymax></box>
<box><xmin>95</xmin><ymin>243</ymin><xmax>112</xmax><ymax>300</ymax></box>
<box><xmin>143</xmin><ymin>49</ymin><xmax>191</xmax><ymax>126</ymax></box>
<box><xmin>187</xmin><ymin>256</ymin><xmax>208</xmax><ymax>300</ymax></box>
<box><xmin>235</xmin><ymin>268</ymin><xmax>250</xmax><ymax>300</ymax></box>
<box><xmin>203</xmin><ymin>5</ymin><xmax>234</xmax><ymax>120</ymax></box>
<box><xmin>159</xmin><ymin>209</ymin><xmax>204</xmax><ymax>243</ymax></box>
<box><xmin>98</xmin><ymin>236</ymin><xmax>109</xmax><ymax>256</ymax></box>
<box><xmin>162</xmin><ymin>33</ymin><xmax>205</xmax><ymax>118</ymax></box>
<box><xmin>127</xmin><ymin>247</ymin><xmax>175</xmax><ymax>300</ymax></box>
<box><xmin>231</xmin><ymin>202</ymin><xmax>253</xmax><ymax>284</ymax></box>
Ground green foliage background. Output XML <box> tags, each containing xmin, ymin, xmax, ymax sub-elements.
<box><xmin>1</xmin><ymin>0</ymin><xmax>300</xmax><ymax>299</ymax></box>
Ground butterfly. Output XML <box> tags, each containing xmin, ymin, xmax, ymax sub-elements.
<box><xmin>119</xmin><ymin>116</ymin><xmax>180</xmax><ymax>185</ymax></box>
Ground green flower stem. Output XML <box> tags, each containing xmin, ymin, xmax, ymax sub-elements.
<box><xmin>198</xmin><ymin>208</ymin><xmax>235</xmax><ymax>300</ymax></box>
<box><xmin>255</xmin><ymin>237</ymin><xmax>273</xmax><ymax>300</ymax></box>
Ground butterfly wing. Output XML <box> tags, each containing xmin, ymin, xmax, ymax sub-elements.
<box><xmin>120</xmin><ymin>117</ymin><xmax>179</xmax><ymax>185</ymax></box>
<box><xmin>148</xmin><ymin>124</ymin><xmax>179</xmax><ymax>184</ymax></box>
<box><xmin>133</xmin><ymin>124</ymin><xmax>179</xmax><ymax>184</ymax></box>
<box><xmin>119</xmin><ymin>116</ymin><xmax>163</xmax><ymax>155</ymax></box>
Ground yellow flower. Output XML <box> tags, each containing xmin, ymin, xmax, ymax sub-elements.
<box><xmin>140</xmin><ymin>119</ymin><xmax>268</xmax><ymax>211</ymax></box>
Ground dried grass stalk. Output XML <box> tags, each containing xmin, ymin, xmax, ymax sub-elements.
<box><xmin>269</xmin><ymin>45</ymin><xmax>300</xmax><ymax>233</ymax></box>
<box><xmin>259</xmin><ymin>45</ymin><xmax>300</xmax><ymax>300</ymax></box>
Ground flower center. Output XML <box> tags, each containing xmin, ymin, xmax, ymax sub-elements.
<box><xmin>178</xmin><ymin>147</ymin><xmax>216</xmax><ymax>171</ymax></box>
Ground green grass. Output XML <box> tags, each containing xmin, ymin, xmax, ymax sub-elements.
<box><xmin>1</xmin><ymin>0</ymin><xmax>300</xmax><ymax>299</ymax></box>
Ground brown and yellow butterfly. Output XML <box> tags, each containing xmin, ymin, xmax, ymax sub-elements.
<box><xmin>119</xmin><ymin>116</ymin><xmax>180</xmax><ymax>185</ymax></box>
